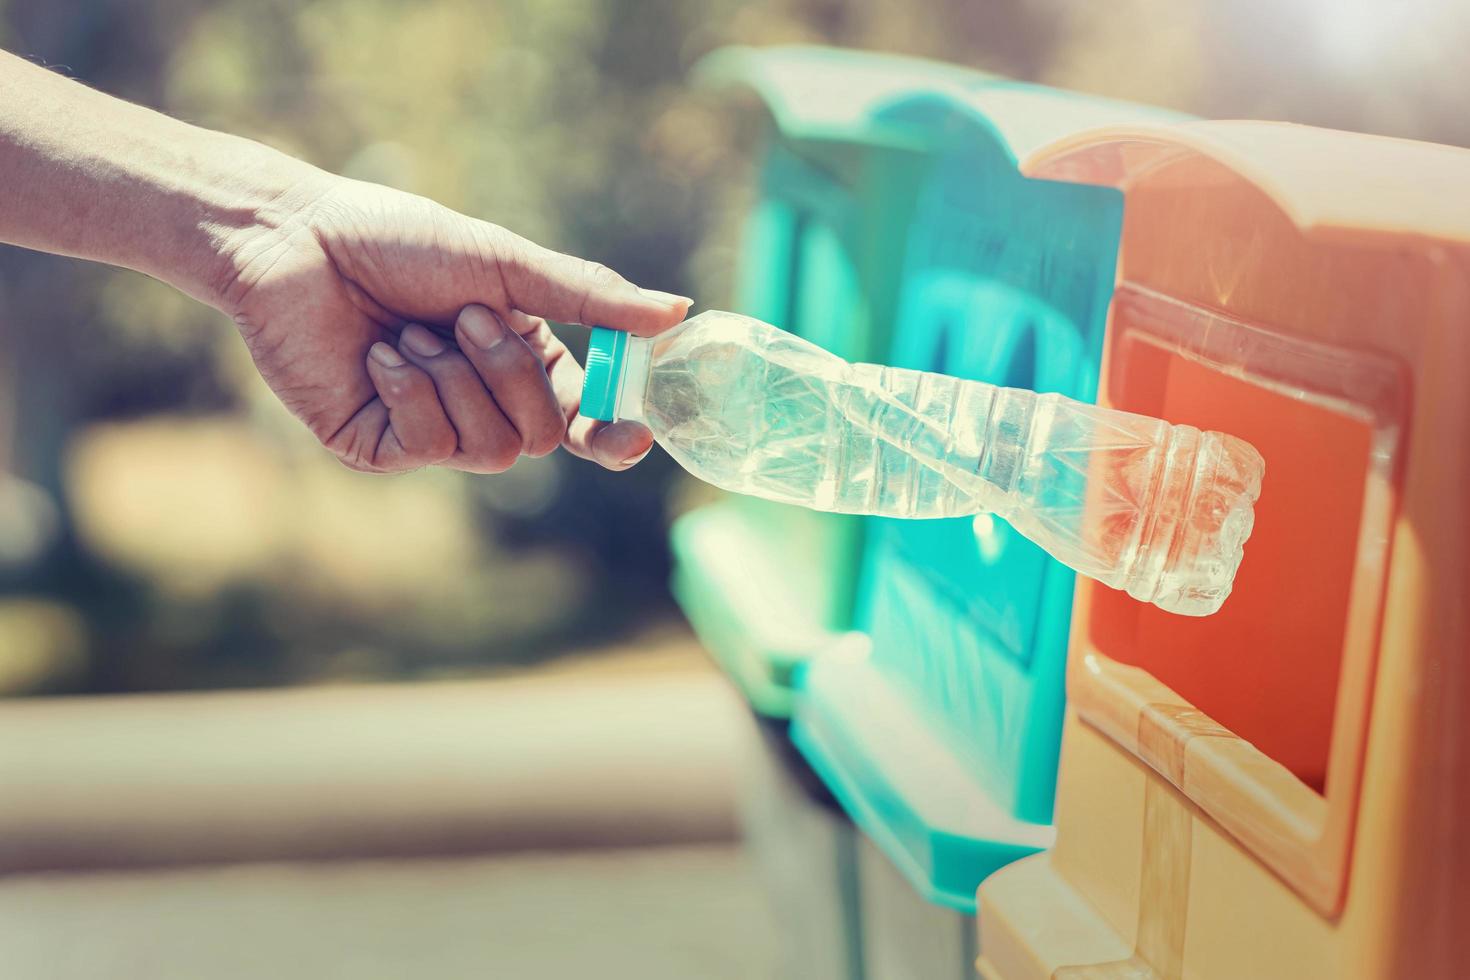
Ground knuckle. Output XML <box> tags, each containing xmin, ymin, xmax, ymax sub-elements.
<box><xmin>574</xmin><ymin>260</ymin><xmax>628</xmax><ymax>325</ymax></box>
<box><xmin>487</xmin><ymin>425</ymin><xmax>527</xmax><ymax>469</ymax></box>
<box><xmin>484</xmin><ymin>346</ymin><xmax>539</xmax><ymax>382</ymax></box>
<box><xmin>424</xmin><ymin>349</ymin><xmax>475</xmax><ymax>381</ymax></box>
<box><xmin>379</xmin><ymin>373</ymin><xmax>421</xmax><ymax>401</ymax></box>
<box><xmin>488</xmin><ymin>230</ymin><xmax>533</xmax><ymax>279</ymax></box>
<box><xmin>325</xmin><ymin>421</ymin><xmax>382</xmax><ymax>473</ymax></box>
<box><xmin>583</xmin><ymin>260</ymin><xmax>625</xmax><ymax>292</ymax></box>
<box><xmin>426</xmin><ymin>429</ymin><xmax>459</xmax><ymax>464</ymax></box>
<box><xmin>481</xmin><ymin>224</ymin><xmax>520</xmax><ymax>261</ymax></box>
<box><xmin>336</xmin><ymin>453</ymin><xmax>387</xmax><ymax>475</ymax></box>
<box><xmin>476</xmin><ymin>444</ymin><xmax>521</xmax><ymax>474</ymax></box>
<box><xmin>526</xmin><ymin>417</ymin><xmax>566</xmax><ymax>457</ymax></box>
<box><xmin>521</xmin><ymin>321</ymin><xmax>558</xmax><ymax>357</ymax></box>
<box><xmin>460</xmin><ymin>415</ymin><xmax>527</xmax><ymax>471</ymax></box>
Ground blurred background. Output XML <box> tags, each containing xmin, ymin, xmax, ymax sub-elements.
<box><xmin>1</xmin><ymin>1</ymin><xmax>1468</xmax><ymax>977</ymax></box>
<box><xmin>5</xmin><ymin>0</ymin><xmax>1470</xmax><ymax>698</ymax></box>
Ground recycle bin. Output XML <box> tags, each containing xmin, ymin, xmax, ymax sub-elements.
<box><xmin>673</xmin><ymin>46</ymin><xmax>991</xmax><ymax>717</ymax></box>
<box><xmin>977</xmin><ymin>121</ymin><xmax>1470</xmax><ymax>980</ymax></box>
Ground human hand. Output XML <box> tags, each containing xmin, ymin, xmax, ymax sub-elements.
<box><xmin>216</xmin><ymin>175</ymin><xmax>690</xmax><ymax>474</ymax></box>
<box><xmin>0</xmin><ymin>50</ymin><xmax>688</xmax><ymax>474</ymax></box>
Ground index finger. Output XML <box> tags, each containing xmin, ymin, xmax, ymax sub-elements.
<box><xmin>489</xmin><ymin>230</ymin><xmax>691</xmax><ymax>337</ymax></box>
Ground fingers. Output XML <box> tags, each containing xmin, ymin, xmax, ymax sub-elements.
<box><xmin>335</xmin><ymin>302</ymin><xmax>657</xmax><ymax>475</ymax></box>
<box><xmin>353</xmin><ymin>342</ymin><xmax>458</xmax><ymax>472</ymax></box>
<box><xmin>502</xmin><ymin>307</ymin><xmax>657</xmax><ymax>471</ymax></box>
<box><xmin>452</xmin><ymin>307</ymin><xmax>565</xmax><ymax>458</ymax></box>
<box><xmin>568</xmin><ymin>417</ymin><xmax>655</xmax><ymax>471</ymax></box>
<box><xmin>340</xmin><ymin>315</ymin><xmax>569</xmax><ymax>474</ymax></box>
<box><xmin>488</xmin><ymin>228</ymin><xmax>691</xmax><ymax>337</ymax></box>
<box><xmin>394</xmin><ymin>323</ymin><xmax>523</xmax><ymax>473</ymax></box>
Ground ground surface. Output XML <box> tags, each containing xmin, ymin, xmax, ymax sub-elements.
<box><xmin>0</xmin><ymin>843</ymin><xmax>777</xmax><ymax>979</ymax></box>
<box><xmin>0</xmin><ymin>637</ymin><xmax>780</xmax><ymax>978</ymax></box>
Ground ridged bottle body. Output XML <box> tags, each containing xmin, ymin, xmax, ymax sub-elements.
<box><xmin>634</xmin><ymin>311</ymin><xmax>1262</xmax><ymax>615</ymax></box>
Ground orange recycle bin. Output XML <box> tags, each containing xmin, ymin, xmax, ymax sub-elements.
<box><xmin>976</xmin><ymin>121</ymin><xmax>1470</xmax><ymax>979</ymax></box>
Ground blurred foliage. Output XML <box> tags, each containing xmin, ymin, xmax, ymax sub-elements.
<box><xmin>2</xmin><ymin>0</ymin><xmax>1468</xmax><ymax>694</ymax></box>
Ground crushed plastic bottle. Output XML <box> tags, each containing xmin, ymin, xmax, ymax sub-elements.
<box><xmin>581</xmin><ymin>310</ymin><xmax>1263</xmax><ymax>616</ymax></box>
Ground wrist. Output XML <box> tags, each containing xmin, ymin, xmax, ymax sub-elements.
<box><xmin>0</xmin><ymin>51</ymin><xmax>334</xmax><ymax>314</ymax></box>
<box><xmin>139</xmin><ymin>126</ymin><xmax>334</xmax><ymax>314</ymax></box>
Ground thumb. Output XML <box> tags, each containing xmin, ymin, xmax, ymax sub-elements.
<box><xmin>489</xmin><ymin>227</ymin><xmax>691</xmax><ymax>336</ymax></box>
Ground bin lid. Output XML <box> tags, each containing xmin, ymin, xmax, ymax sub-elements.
<box><xmin>1024</xmin><ymin>120</ymin><xmax>1470</xmax><ymax>245</ymax></box>
<box><xmin>877</xmin><ymin>80</ymin><xmax>1191</xmax><ymax>167</ymax></box>
<box><xmin>693</xmin><ymin>44</ymin><xmax>992</xmax><ymax>147</ymax></box>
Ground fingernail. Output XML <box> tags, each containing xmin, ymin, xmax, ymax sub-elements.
<box><xmin>400</xmin><ymin>324</ymin><xmax>446</xmax><ymax>356</ymax></box>
<box><xmin>457</xmin><ymin>305</ymin><xmax>508</xmax><ymax>350</ymax></box>
<box><xmin>619</xmin><ymin>447</ymin><xmax>653</xmax><ymax>469</ymax></box>
<box><xmin>636</xmin><ymin>287</ymin><xmax>693</xmax><ymax>309</ymax></box>
<box><xmin>369</xmin><ymin>342</ymin><xmax>406</xmax><ymax>367</ymax></box>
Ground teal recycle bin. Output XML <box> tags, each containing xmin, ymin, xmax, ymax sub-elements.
<box><xmin>791</xmin><ymin>80</ymin><xmax>1191</xmax><ymax>923</ymax></box>
<box><xmin>671</xmin><ymin>46</ymin><xmax>992</xmax><ymax>718</ymax></box>
<box><xmin>671</xmin><ymin>46</ymin><xmax>997</xmax><ymax>980</ymax></box>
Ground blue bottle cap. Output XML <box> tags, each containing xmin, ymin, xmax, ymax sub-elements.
<box><xmin>580</xmin><ymin>327</ymin><xmax>628</xmax><ymax>422</ymax></box>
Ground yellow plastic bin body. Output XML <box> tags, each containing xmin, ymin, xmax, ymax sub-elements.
<box><xmin>976</xmin><ymin>122</ymin><xmax>1470</xmax><ymax>980</ymax></box>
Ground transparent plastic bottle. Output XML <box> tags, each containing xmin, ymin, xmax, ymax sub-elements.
<box><xmin>581</xmin><ymin>310</ymin><xmax>1264</xmax><ymax>615</ymax></box>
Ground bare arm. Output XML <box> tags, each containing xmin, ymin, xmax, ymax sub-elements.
<box><xmin>0</xmin><ymin>50</ymin><xmax>690</xmax><ymax>472</ymax></box>
<box><xmin>0</xmin><ymin>50</ymin><xmax>313</xmax><ymax>307</ymax></box>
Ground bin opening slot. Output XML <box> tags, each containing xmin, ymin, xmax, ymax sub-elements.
<box><xmin>1086</xmin><ymin>286</ymin><xmax>1403</xmax><ymax>796</ymax></box>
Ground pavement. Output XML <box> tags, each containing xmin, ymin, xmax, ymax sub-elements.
<box><xmin>0</xmin><ymin>638</ymin><xmax>780</xmax><ymax>978</ymax></box>
<box><xmin>0</xmin><ymin>844</ymin><xmax>778</xmax><ymax>980</ymax></box>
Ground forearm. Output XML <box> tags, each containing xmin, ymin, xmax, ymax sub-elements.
<box><xmin>0</xmin><ymin>50</ymin><xmax>323</xmax><ymax>310</ymax></box>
